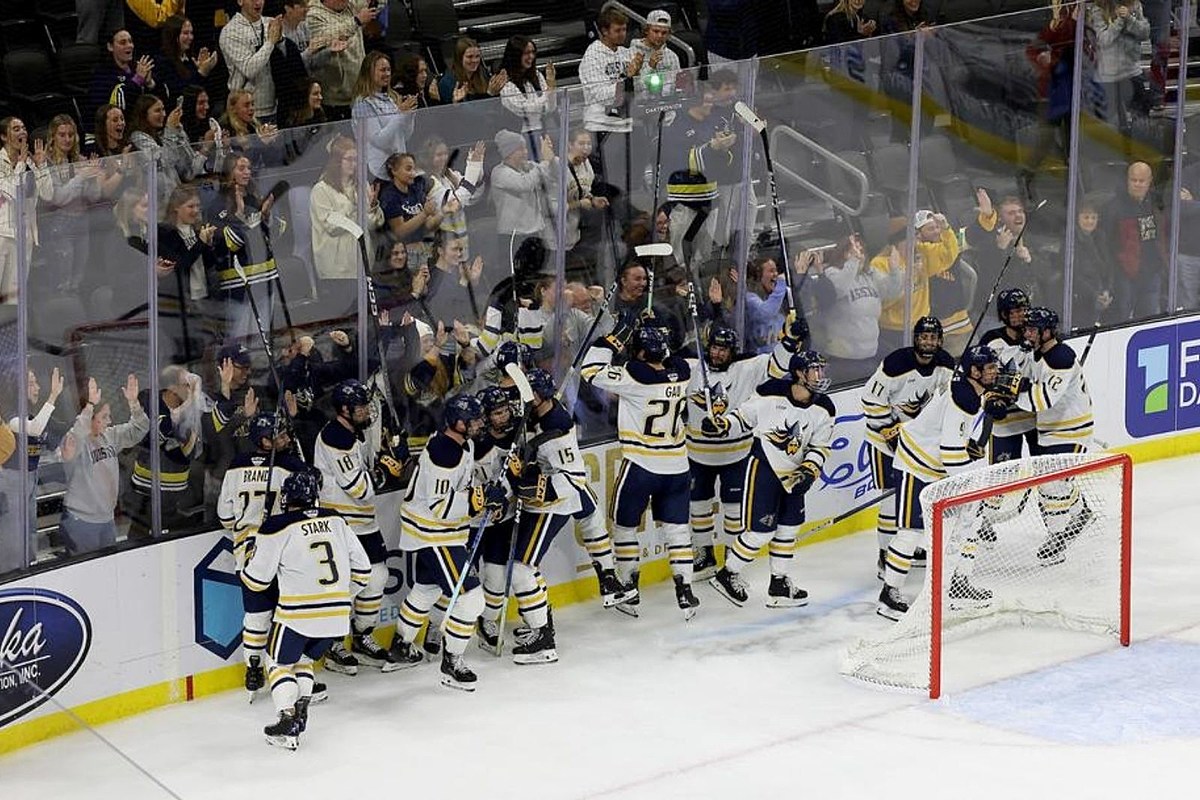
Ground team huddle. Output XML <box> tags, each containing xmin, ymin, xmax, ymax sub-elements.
<box><xmin>218</xmin><ymin>285</ymin><xmax>1094</xmax><ymax>750</ymax></box>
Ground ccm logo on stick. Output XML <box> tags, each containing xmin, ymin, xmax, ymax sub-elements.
<box><xmin>0</xmin><ymin>588</ymin><xmax>92</xmax><ymax>728</ymax></box>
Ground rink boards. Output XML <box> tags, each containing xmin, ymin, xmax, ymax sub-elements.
<box><xmin>3</xmin><ymin>317</ymin><xmax>1200</xmax><ymax>753</ymax></box>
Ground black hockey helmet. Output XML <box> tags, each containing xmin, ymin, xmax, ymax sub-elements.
<box><xmin>332</xmin><ymin>379</ymin><xmax>370</xmax><ymax>414</ymax></box>
<box><xmin>960</xmin><ymin>344</ymin><xmax>999</xmax><ymax>379</ymax></box>
<box><xmin>1024</xmin><ymin>306</ymin><xmax>1060</xmax><ymax>333</ymax></box>
<box><xmin>789</xmin><ymin>349</ymin><xmax>830</xmax><ymax>392</ymax></box>
<box><xmin>495</xmin><ymin>340</ymin><xmax>533</xmax><ymax>370</ymax></box>
<box><xmin>248</xmin><ymin>412</ymin><xmax>288</xmax><ymax>449</ymax></box>
<box><xmin>476</xmin><ymin>385</ymin><xmax>514</xmax><ymax>432</ymax></box>
<box><xmin>912</xmin><ymin>315</ymin><xmax>943</xmax><ymax>357</ymax></box>
<box><xmin>634</xmin><ymin>326</ymin><xmax>671</xmax><ymax>362</ymax></box>
<box><xmin>997</xmin><ymin>287</ymin><xmax>1030</xmax><ymax>325</ymax></box>
<box><xmin>281</xmin><ymin>470</ymin><xmax>321</xmax><ymax>509</ymax></box>
<box><xmin>526</xmin><ymin>368</ymin><xmax>556</xmax><ymax>401</ymax></box>
<box><xmin>706</xmin><ymin>325</ymin><xmax>738</xmax><ymax>368</ymax></box>
<box><xmin>443</xmin><ymin>393</ymin><xmax>485</xmax><ymax>431</ymax></box>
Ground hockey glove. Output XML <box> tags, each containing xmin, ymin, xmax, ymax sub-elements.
<box><xmin>505</xmin><ymin>450</ymin><xmax>525</xmax><ymax>482</ymax></box>
<box><xmin>879</xmin><ymin>422</ymin><xmax>901</xmax><ymax>452</ymax></box>
<box><xmin>700</xmin><ymin>415</ymin><xmax>731</xmax><ymax>438</ymax></box>
<box><xmin>483</xmin><ymin>481</ymin><xmax>509</xmax><ymax>511</ymax></box>
<box><xmin>518</xmin><ymin>473</ymin><xmax>557</xmax><ymax>506</ymax></box>
<box><xmin>966</xmin><ymin>438</ymin><xmax>987</xmax><ymax>461</ymax></box>
<box><xmin>783</xmin><ymin>461</ymin><xmax>821</xmax><ymax>494</ymax></box>
<box><xmin>982</xmin><ymin>394</ymin><xmax>1010</xmax><ymax>421</ymax></box>
<box><xmin>779</xmin><ymin>311</ymin><xmax>810</xmax><ymax>351</ymax></box>
<box><xmin>601</xmin><ymin>318</ymin><xmax>636</xmax><ymax>353</ymax></box>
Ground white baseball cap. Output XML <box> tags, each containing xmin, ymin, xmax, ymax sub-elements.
<box><xmin>913</xmin><ymin>209</ymin><xmax>937</xmax><ymax>230</ymax></box>
<box><xmin>647</xmin><ymin>9</ymin><xmax>672</xmax><ymax>27</ymax></box>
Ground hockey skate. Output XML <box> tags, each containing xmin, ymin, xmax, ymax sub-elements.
<box><xmin>423</xmin><ymin>625</ymin><xmax>443</xmax><ymax>659</ymax></box>
<box><xmin>877</xmin><ymin>585</ymin><xmax>909</xmax><ymax>621</ymax></box>
<box><xmin>323</xmin><ymin>642</ymin><xmax>359</xmax><ymax>676</ymax></box>
<box><xmin>876</xmin><ymin>549</ymin><xmax>886</xmax><ymax>581</ymax></box>
<box><xmin>948</xmin><ymin>574</ymin><xmax>992</xmax><ymax>609</ymax></box>
<box><xmin>264</xmin><ymin>711</ymin><xmax>302</xmax><ymax>750</ymax></box>
<box><xmin>440</xmin><ymin>650</ymin><xmax>477</xmax><ymax>691</ymax></box>
<box><xmin>612</xmin><ymin>571</ymin><xmax>640</xmax><ymax>618</ymax></box>
<box><xmin>1037</xmin><ymin>501</ymin><xmax>1094</xmax><ymax>566</ymax></box>
<box><xmin>674</xmin><ymin>575</ymin><xmax>700</xmax><ymax>621</ymax></box>
<box><xmin>512</xmin><ymin>625</ymin><xmax>558</xmax><ymax>665</ymax></box>
<box><xmin>352</xmin><ymin>631</ymin><xmax>403</xmax><ymax>672</ymax></box>
<box><xmin>765</xmin><ymin>574</ymin><xmax>809</xmax><ymax>608</ymax></box>
<box><xmin>245</xmin><ymin>655</ymin><xmax>264</xmax><ymax>702</ymax></box>
<box><xmin>385</xmin><ymin>636</ymin><xmax>425</xmax><ymax>669</ymax></box>
<box><xmin>514</xmin><ymin>606</ymin><xmax>554</xmax><ymax>641</ymax></box>
<box><xmin>477</xmin><ymin>617</ymin><xmax>501</xmax><ymax>656</ymax></box>
<box><xmin>310</xmin><ymin>682</ymin><xmax>328</xmax><ymax>704</ymax></box>
<box><xmin>710</xmin><ymin>567</ymin><xmax>749</xmax><ymax>607</ymax></box>
<box><xmin>595</xmin><ymin>564</ymin><xmax>635</xmax><ymax>607</ymax></box>
<box><xmin>294</xmin><ymin>697</ymin><xmax>310</xmax><ymax>733</ymax></box>
<box><xmin>911</xmin><ymin>546</ymin><xmax>928</xmax><ymax>568</ymax></box>
<box><xmin>693</xmin><ymin>545</ymin><xmax>718</xmax><ymax>582</ymax></box>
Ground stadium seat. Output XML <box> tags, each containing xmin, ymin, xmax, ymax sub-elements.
<box><xmin>2</xmin><ymin>49</ymin><xmax>79</xmax><ymax>128</ymax></box>
<box><xmin>55</xmin><ymin>42</ymin><xmax>101</xmax><ymax>97</ymax></box>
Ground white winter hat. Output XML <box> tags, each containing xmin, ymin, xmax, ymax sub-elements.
<box><xmin>647</xmin><ymin>9</ymin><xmax>671</xmax><ymax>27</ymax></box>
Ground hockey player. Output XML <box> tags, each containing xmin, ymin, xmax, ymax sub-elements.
<box><xmin>313</xmin><ymin>379</ymin><xmax>405</xmax><ymax>674</ymax></box>
<box><xmin>685</xmin><ymin>321</ymin><xmax>799</xmax><ymax>580</ymax></box>
<box><xmin>978</xmin><ymin>288</ymin><xmax>1037</xmax><ymax>463</ymax></box>
<box><xmin>880</xmin><ymin>345</ymin><xmax>1004</xmax><ymax>620</ymax></box>
<box><xmin>860</xmin><ymin>316</ymin><xmax>956</xmax><ymax>578</ymax></box>
<box><xmin>241</xmin><ymin>470</ymin><xmax>371</xmax><ymax>750</ymax></box>
<box><xmin>392</xmin><ymin>394</ymin><xmax>507</xmax><ymax>690</ymax></box>
<box><xmin>581</xmin><ymin>323</ymin><xmax>700</xmax><ymax>619</ymax></box>
<box><xmin>1017</xmin><ymin>307</ymin><xmax>1095</xmax><ymax>564</ymax></box>
<box><xmin>706</xmin><ymin>350</ymin><xmax>835</xmax><ymax>608</ymax></box>
<box><xmin>217</xmin><ymin>412</ymin><xmax>308</xmax><ymax>696</ymax></box>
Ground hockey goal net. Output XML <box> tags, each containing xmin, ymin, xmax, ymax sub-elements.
<box><xmin>840</xmin><ymin>452</ymin><xmax>1132</xmax><ymax>698</ymax></box>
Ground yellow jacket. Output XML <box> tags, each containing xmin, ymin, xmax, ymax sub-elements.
<box><xmin>870</xmin><ymin>228</ymin><xmax>960</xmax><ymax>332</ymax></box>
<box><xmin>127</xmin><ymin>0</ymin><xmax>185</xmax><ymax>27</ymax></box>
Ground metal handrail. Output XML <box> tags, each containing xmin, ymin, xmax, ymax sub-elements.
<box><xmin>599</xmin><ymin>0</ymin><xmax>697</xmax><ymax>68</ymax></box>
<box><xmin>768</xmin><ymin>124</ymin><xmax>870</xmax><ymax>216</ymax></box>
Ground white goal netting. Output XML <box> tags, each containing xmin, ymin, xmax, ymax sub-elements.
<box><xmin>840</xmin><ymin>453</ymin><xmax>1131</xmax><ymax>697</ymax></box>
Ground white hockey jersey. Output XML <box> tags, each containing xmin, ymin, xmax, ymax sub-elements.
<box><xmin>399</xmin><ymin>432</ymin><xmax>482</xmax><ymax>551</ymax></box>
<box><xmin>519</xmin><ymin>401</ymin><xmax>590</xmax><ymax>516</ymax></box>
<box><xmin>979</xmin><ymin>326</ymin><xmax>1036</xmax><ymax>437</ymax></box>
<box><xmin>473</xmin><ymin>427</ymin><xmax>519</xmax><ymax>523</ymax></box>
<box><xmin>860</xmin><ymin>347</ymin><xmax>956</xmax><ymax>454</ymax></box>
<box><xmin>895</xmin><ymin>379</ymin><xmax>987</xmax><ymax>482</ymax></box>
<box><xmin>581</xmin><ymin>343</ymin><xmax>691</xmax><ymax>474</ymax></box>
<box><xmin>685</xmin><ymin>347</ymin><xmax>789</xmax><ymax>467</ymax></box>
<box><xmin>217</xmin><ymin>451</ymin><xmax>307</xmax><ymax>569</ymax></box>
<box><xmin>1017</xmin><ymin>341</ymin><xmax>1094</xmax><ymax>448</ymax></box>
<box><xmin>241</xmin><ymin>508</ymin><xmax>371</xmax><ymax>639</ymax></box>
<box><xmin>313</xmin><ymin>421</ymin><xmax>379</xmax><ymax>536</ymax></box>
<box><xmin>729</xmin><ymin>379</ymin><xmax>836</xmax><ymax>483</ymax></box>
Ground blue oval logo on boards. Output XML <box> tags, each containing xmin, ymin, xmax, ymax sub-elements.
<box><xmin>0</xmin><ymin>588</ymin><xmax>92</xmax><ymax>728</ymax></box>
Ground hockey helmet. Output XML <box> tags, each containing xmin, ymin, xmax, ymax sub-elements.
<box><xmin>706</xmin><ymin>325</ymin><xmax>738</xmax><ymax>368</ymax></box>
<box><xmin>912</xmin><ymin>316</ymin><xmax>943</xmax><ymax>358</ymax></box>
<box><xmin>332</xmin><ymin>379</ymin><xmax>371</xmax><ymax>430</ymax></box>
<box><xmin>634</xmin><ymin>325</ymin><xmax>671</xmax><ymax>362</ymax></box>
<box><xmin>477</xmin><ymin>385</ymin><xmax>514</xmax><ymax>432</ymax></box>
<box><xmin>789</xmin><ymin>350</ymin><xmax>830</xmax><ymax>392</ymax></box>
<box><xmin>526</xmin><ymin>368</ymin><xmax>556</xmax><ymax>401</ymax></box>
<box><xmin>280</xmin><ymin>470</ymin><xmax>321</xmax><ymax>509</ymax></box>
<box><xmin>1024</xmin><ymin>306</ymin><xmax>1060</xmax><ymax>333</ymax></box>
<box><xmin>996</xmin><ymin>287</ymin><xmax>1030</xmax><ymax>326</ymax></box>
<box><xmin>443</xmin><ymin>393</ymin><xmax>485</xmax><ymax>432</ymax></box>
<box><xmin>960</xmin><ymin>345</ymin><xmax>1000</xmax><ymax>384</ymax></box>
<box><xmin>495</xmin><ymin>340</ymin><xmax>533</xmax><ymax>371</ymax></box>
<box><xmin>248</xmin><ymin>412</ymin><xmax>289</xmax><ymax>450</ymax></box>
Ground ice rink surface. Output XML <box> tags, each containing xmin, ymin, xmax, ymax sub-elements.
<box><xmin>4</xmin><ymin>455</ymin><xmax>1200</xmax><ymax>800</ymax></box>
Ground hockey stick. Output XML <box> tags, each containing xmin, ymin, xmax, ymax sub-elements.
<box><xmin>795</xmin><ymin>488</ymin><xmax>897</xmax><ymax>547</ymax></box>
<box><xmin>493</xmin><ymin>362</ymin><xmax>535</xmax><ymax>657</ymax></box>
<box><xmin>552</xmin><ymin>278</ymin><xmax>620</xmax><ymax>402</ymax></box>
<box><xmin>327</xmin><ymin>212</ymin><xmax>407</xmax><ymax>463</ymax></box>
<box><xmin>733</xmin><ymin>101</ymin><xmax>794</xmax><ymax>310</ymax></box>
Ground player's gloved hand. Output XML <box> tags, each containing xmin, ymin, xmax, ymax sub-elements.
<box><xmin>505</xmin><ymin>450</ymin><xmax>524</xmax><ymax>482</ymax></box>
<box><xmin>784</xmin><ymin>460</ymin><xmax>821</xmax><ymax>494</ymax></box>
<box><xmin>601</xmin><ymin>318</ymin><xmax>636</xmax><ymax>353</ymax></box>
<box><xmin>639</xmin><ymin>307</ymin><xmax>657</xmax><ymax>324</ymax></box>
<box><xmin>483</xmin><ymin>480</ymin><xmax>508</xmax><ymax>511</ymax></box>
<box><xmin>983</xmin><ymin>394</ymin><xmax>1009</xmax><ymax>420</ymax></box>
<box><xmin>780</xmin><ymin>310</ymin><xmax>810</xmax><ymax>350</ymax></box>
<box><xmin>966</xmin><ymin>438</ymin><xmax>987</xmax><ymax>461</ymax></box>
<box><xmin>880</xmin><ymin>422</ymin><xmax>901</xmax><ymax>452</ymax></box>
<box><xmin>700</xmin><ymin>414</ymin><xmax>730</xmax><ymax>437</ymax></box>
<box><xmin>518</xmin><ymin>473</ymin><xmax>557</xmax><ymax>505</ymax></box>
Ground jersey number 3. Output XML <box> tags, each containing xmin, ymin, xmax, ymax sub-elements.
<box><xmin>310</xmin><ymin>541</ymin><xmax>340</xmax><ymax>586</ymax></box>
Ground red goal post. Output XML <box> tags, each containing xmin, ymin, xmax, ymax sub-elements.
<box><xmin>841</xmin><ymin>452</ymin><xmax>1133</xmax><ymax>698</ymax></box>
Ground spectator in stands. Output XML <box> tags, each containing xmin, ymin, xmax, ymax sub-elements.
<box><xmin>59</xmin><ymin>375</ymin><xmax>150</xmax><ymax>556</ymax></box>
<box><xmin>418</xmin><ymin>137</ymin><xmax>486</xmax><ymax>259</ymax></box>
<box><xmin>1020</xmin><ymin>0</ymin><xmax>1078</xmax><ymax>201</ymax></box>
<box><xmin>0</xmin><ymin>118</ymin><xmax>52</xmax><ymax>306</ymax></box>
<box><xmin>77</xmin><ymin>0</ymin><xmax>125</xmax><ymax>45</ymax></box>
<box><xmin>822</xmin><ymin>0</ymin><xmax>878</xmax><ymax>45</ymax></box>
<box><xmin>125</xmin><ymin>0</ymin><xmax>185</xmax><ymax>55</ymax></box>
<box><xmin>159</xmin><ymin>184</ymin><xmax>220</xmax><ymax>362</ymax></box>
<box><xmin>352</xmin><ymin>51</ymin><xmax>417</xmax><ymax>181</ymax></box>
<box><xmin>1086</xmin><ymin>1</ymin><xmax>1153</xmax><ymax>140</ymax></box>
<box><xmin>380</xmin><ymin>152</ymin><xmax>440</xmax><ymax>267</ymax></box>
<box><xmin>156</xmin><ymin>15</ymin><xmax>221</xmax><ymax>104</ymax></box>
<box><xmin>579</xmin><ymin>9</ymin><xmax>640</xmax><ymax>204</ymax></box>
<box><xmin>736</xmin><ymin>253</ymin><xmax>789</xmax><ymax>354</ymax></box>
<box><xmin>292</xmin><ymin>80</ymin><xmax>328</xmax><ymax>130</ymax></box>
<box><xmin>307</xmin><ymin>0</ymin><xmax>378</xmax><ymax>121</ymax></box>
<box><xmin>1107</xmin><ymin>160</ymin><xmax>1167</xmax><ymax>320</ymax></box>
<box><xmin>629</xmin><ymin>9</ymin><xmax>681</xmax><ymax>95</ymax></box>
<box><xmin>965</xmin><ymin>189</ymin><xmax>1040</xmax><ymax>307</ymax></box>
<box><xmin>88</xmin><ymin>104</ymin><xmax>132</xmax><ymax>157</ymax></box>
<box><xmin>810</xmin><ymin>235</ymin><xmax>902</xmax><ymax>384</ymax></box>
<box><xmin>87</xmin><ymin>30</ymin><xmax>157</xmax><ymax>128</ymax></box>
<box><xmin>1177</xmin><ymin>165</ymin><xmax>1200</xmax><ymax>313</ymax></box>
<box><xmin>96</xmin><ymin>185</ymin><xmax>158</xmax><ymax>320</ymax></box>
<box><xmin>499</xmin><ymin>36</ymin><xmax>558</xmax><ymax>152</ymax></box>
<box><xmin>219</xmin><ymin>0</ymin><xmax>282</xmax><ymax>123</ymax></box>
<box><xmin>181</xmin><ymin>86</ymin><xmax>217</xmax><ymax>145</ymax></box>
<box><xmin>5</xmin><ymin>368</ymin><xmax>65</xmax><ymax>560</ymax></box>
<box><xmin>1065</xmin><ymin>192</ymin><xmax>1115</xmax><ymax>326</ymax></box>
<box><xmin>0</xmin><ymin>405</ymin><xmax>16</xmax><ymax>573</ymax></box>
<box><xmin>271</xmin><ymin>0</ymin><xmax>327</xmax><ymax>127</ymax></box>
<box><xmin>491</xmin><ymin>129</ymin><xmax>556</xmax><ymax>276</ymax></box>
<box><xmin>871</xmin><ymin>210</ymin><xmax>959</xmax><ymax>356</ymax></box>
<box><xmin>884</xmin><ymin>0</ymin><xmax>932</xmax><ymax>32</ymax></box>
<box><xmin>394</xmin><ymin>52</ymin><xmax>434</xmax><ymax>110</ymax></box>
<box><xmin>425</xmin><ymin>231</ymin><xmax>486</xmax><ymax>327</ymax></box>
<box><xmin>40</xmin><ymin>116</ymin><xmax>103</xmax><ymax>295</ymax></box>
<box><xmin>221</xmin><ymin>89</ymin><xmax>286</xmax><ymax>170</ymax></box>
<box><xmin>435</xmin><ymin>37</ymin><xmax>508</xmax><ymax>105</ymax></box>
<box><xmin>310</xmin><ymin>136</ymin><xmax>384</xmax><ymax>312</ymax></box>
<box><xmin>128</xmin><ymin>94</ymin><xmax>212</xmax><ymax>203</ymax></box>
<box><xmin>563</xmin><ymin>128</ymin><xmax>608</xmax><ymax>279</ymax></box>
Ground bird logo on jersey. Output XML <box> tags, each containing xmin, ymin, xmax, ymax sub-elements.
<box><xmin>765</xmin><ymin>421</ymin><xmax>804</xmax><ymax>457</ymax></box>
<box><xmin>690</xmin><ymin>383</ymin><xmax>728</xmax><ymax>416</ymax></box>
<box><xmin>896</xmin><ymin>389</ymin><xmax>933</xmax><ymax>418</ymax></box>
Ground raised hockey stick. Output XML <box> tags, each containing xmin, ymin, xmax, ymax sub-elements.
<box><xmin>493</xmin><ymin>362</ymin><xmax>535</xmax><ymax>657</ymax></box>
<box><xmin>733</xmin><ymin>101</ymin><xmax>794</xmax><ymax>310</ymax></box>
<box><xmin>327</xmin><ymin>212</ymin><xmax>408</xmax><ymax>464</ymax></box>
